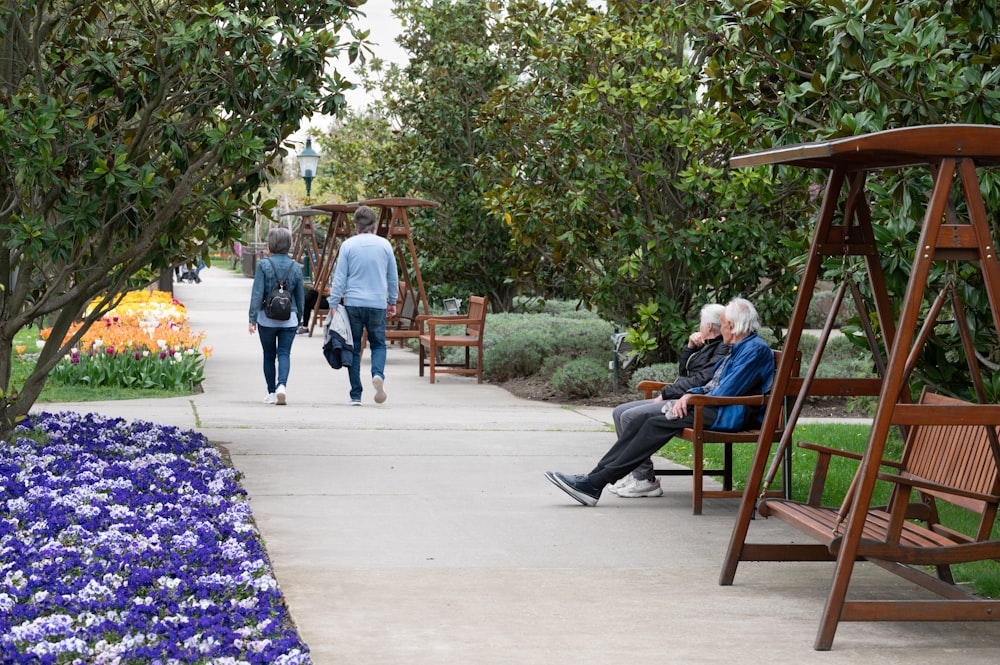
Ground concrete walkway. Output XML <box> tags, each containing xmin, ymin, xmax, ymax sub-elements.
<box><xmin>39</xmin><ymin>267</ymin><xmax>1000</xmax><ymax>664</ymax></box>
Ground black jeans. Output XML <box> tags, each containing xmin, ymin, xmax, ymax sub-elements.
<box><xmin>302</xmin><ymin>289</ymin><xmax>320</xmax><ymax>327</ymax></box>
<box><xmin>586</xmin><ymin>406</ymin><xmax>719</xmax><ymax>487</ymax></box>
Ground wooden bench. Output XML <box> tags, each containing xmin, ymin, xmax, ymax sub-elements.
<box><xmin>385</xmin><ymin>289</ymin><xmax>425</xmax><ymax>347</ymax></box>
<box><xmin>418</xmin><ymin>295</ymin><xmax>487</xmax><ymax>383</ymax></box>
<box><xmin>635</xmin><ymin>349</ymin><xmax>795</xmax><ymax>514</ymax></box>
<box><xmin>751</xmin><ymin>389</ymin><xmax>1000</xmax><ymax>631</ymax></box>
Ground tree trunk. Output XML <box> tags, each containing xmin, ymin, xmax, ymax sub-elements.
<box><xmin>158</xmin><ymin>268</ymin><xmax>174</xmax><ymax>294</ymax></box>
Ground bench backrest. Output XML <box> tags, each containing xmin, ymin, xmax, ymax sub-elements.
<box><xmin>901</xmin><ymin>390</ymin><xmax>1000</xmax><ymax>518</ymax></box>
<box><xmin>391</xmin><ymin>288</ymin><xmax>419</xmax><ymax>330</ymax></box>
<box><xmin>465</xmin><ymin>296</ymin><xmax>488</xmax><ymax>338</ymax></box>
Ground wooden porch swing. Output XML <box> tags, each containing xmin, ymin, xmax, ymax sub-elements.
<box><xmin>718</xmin><ymin>125</ymin><xmax>1000</xmax><ymax>650</ymax></box>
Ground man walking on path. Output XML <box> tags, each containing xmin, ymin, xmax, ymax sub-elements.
<box><xmin>327</xmin><ymin>205</ymin><xmax>398</xmax><ymax>405</ymax></box>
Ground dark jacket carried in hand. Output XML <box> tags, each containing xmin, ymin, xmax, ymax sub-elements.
<box><xmin>660</xmin><ymin>336</ymin><xmax>730</xmax><ymax>399</ymax></box>
<box><xmin>322</xmin><ymin>306</ymin><xmax>354</xmax><ymax>369</ymax></box>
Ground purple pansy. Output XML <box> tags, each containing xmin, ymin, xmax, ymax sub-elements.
<box><xmin>0</xmin><ymin>412</ymin><xmax>312</xmax><ymax>663</ymax></box>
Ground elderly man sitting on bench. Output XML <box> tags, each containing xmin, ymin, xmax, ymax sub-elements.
<box><xmin>545</xmin><ymin>297</ymin><xmax>774</xmax><ymax>507</ymax></box>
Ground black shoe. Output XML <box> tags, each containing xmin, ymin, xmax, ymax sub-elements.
<box><xmin>545</xmin><ymin>471</ymin><xmax>600</xmax><ymax>506</ymax></box>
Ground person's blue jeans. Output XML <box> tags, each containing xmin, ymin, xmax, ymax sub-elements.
<box><xmin>346</xmin><ymin>306</ymin><xmax>387</xmax><ymax>401</ymax></box>
<box><xmin>258</xmin><ymin>325</ymin><xmax>297</xmax><ymax>394</ymax></box>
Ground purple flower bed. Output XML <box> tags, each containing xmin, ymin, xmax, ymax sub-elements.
<box><xmin>0</xmin><ymin>412</ymin><xmax>311</xmax><ymax>664</ymax></box>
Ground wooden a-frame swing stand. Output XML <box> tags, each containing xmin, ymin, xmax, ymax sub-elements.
<box><xmin>720</xmin><ymin>125</ymin><xmax>1000</xmax><ymax>650</ymax></box>
<box><xmin>306</xmin><ymin>198</ymin><xmax>439</xmax><ymax>345</ymax></box>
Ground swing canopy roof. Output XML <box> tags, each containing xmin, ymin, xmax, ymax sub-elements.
<box><xmin>730</xmin><ymin>124</ymin><xmax>1000</xmax><ymax>171</ymax></box>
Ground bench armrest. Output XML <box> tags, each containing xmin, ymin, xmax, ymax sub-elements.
<box><xmin>685</xmin><ymin>393</ymin><xmax>769</xmax><ymax>407</ymax></box>
<box><xmin>636</xmin><ymin>380</ymin><xmax>668</xmax><ymax>390</ymax></box>
<box><xmin>634</xmin><ymin>384</ymin><xmax>765</xmax><ymax>404</ymax></box>
<box><xmin>636</xmin><ymin>380</ymin><xmax>668</xmax><ymax>399</ymax></box>
<box><xmin>797</xmin><ymin>440</ymin><xmax>904</xmax><ymax>469</ymax></box>
<box><xmin>877</xmin><ymin>471</ymin><xmax>1000</xmax><ymax>504</ymax></box>
<box><xmin>424</xmin><ymin>316</ymin><xmax>476</xmax><ymax>333</ymax></box>
<box><xmin>797</xmin><ymin>440</ymin><xmax>901</xmax><ymax>506</ymax></box>
<box><xmin>797</xmin><ymin>441</ymin><xmax>864</xmax><ymax>463</ymax></box>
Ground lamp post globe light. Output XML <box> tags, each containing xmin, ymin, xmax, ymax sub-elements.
<box><xmin>297</xmin><ymin>137</ymin><xmax>320</xmax><ymax>197</ymax></box>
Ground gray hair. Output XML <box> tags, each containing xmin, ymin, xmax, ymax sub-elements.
<box><xmin>699</xmin><ymin>303</ymin><xmax>724</xmax><ymax>331</ymax></box>
<box><xmin>267</xmin><ymin>227</ymin><xmax>292</xmax><ymax>255</ymax></box>
<box><xmin>725</xmin><ymin>298</ymin><xmax>761</xmax><ymax>337</ymax></box>
<box><xmin>354</xmin><ymin>205</ymin><xmax>378</xmax><ymax>233</ymax></box>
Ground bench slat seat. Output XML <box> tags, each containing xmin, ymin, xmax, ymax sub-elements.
<box><xmin>758</xmin><ymin>502</ymin><xmax>971</xmax><ymax>557</ymax></box>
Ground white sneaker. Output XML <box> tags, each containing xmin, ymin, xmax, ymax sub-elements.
<box><xmin>615</xmin><ymin>476</ymin><xmax>663</xmax><ymax>498</ymax></box>
<box><xmin>608</xmin><ymin>475</ymin><xmax>634</xmax><ymax>495</ymax></box>
<box><xmin>349</xmin><ymin>399</ymin><xmax>362</xmax><ymax>406</ymax></box>
<box><xmin>372</xmin><ymin>376</ymin><xmax>386</xmax><ymax>404</ymax></box>
<box><xmin>276</xmin><ymin>385</ymin><xmax>287</xmax><ymax>405</ymax></box>
<box><xmin>263</xmin><ymin>393</ymin><xmax>278</xmax><ymax>404</ymax></box>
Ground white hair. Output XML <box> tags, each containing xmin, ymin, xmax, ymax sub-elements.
<box><xmin>699</xmin><ymin>303</ymin><xmax>724</xmax><ymax>330</ymax></box>
<box><xmin>725</xmin><ymin>298</ymin><xmax>761</xmax><ymax>337</ymax></box>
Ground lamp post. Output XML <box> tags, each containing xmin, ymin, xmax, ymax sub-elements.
<box><xmin>297</xmin><ymin>137</ymin><xmax>320</xmax><ymax>198</ymax></box>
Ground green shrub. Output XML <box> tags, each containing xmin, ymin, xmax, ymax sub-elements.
<box><xmin>479</xmin><ymin>300</ymin><xmax>872</xmax><ymax>394</ymax></box>
<box><xmin>551</xmin><ymin>357</ymin><xmax>610</xmax><ymax>398</ymax></box>
<box><xmin>805</xmin><ymin>290</ymin><xmax>855</xmax><ymax>328</ymax></box>
<box><xmin>539</xmin><ymin>354</ymin><xmax>574</xmax><ymax>380</ymax></box>
<box><xmin>511</xmin><ymin>297</ymin><xmax>592</xmax><ymax>315</ymax></box>
<box><xmin>482</xmin><ymin>311</ymin><xmax>614</xmax><ymax>381</ymax></box>
<box><xmin>753</xmin><ymin>331</ymin><xmax>868</xmax><ymax>378</ymax></box>
<box><xmin>628</xmin><ymin>363</ymin><xmax>679</xmax><ymax>388</ymax></box>
<box><xmin>483</xmin><ymin>331</ymin><xmax>548</xmax><ymax>381</ymax></box>
<box><xmin>759</xmin><ymin>327</ymin><xmax>781</xmax><ymax>347</ymax></box>
<box><xmin>797</xmin><ymin>334</ymin><xmax>818</xmax><ymax>366</ymax></box>
<box><xmin>807</xmin><ymin>334</ymin><xmax>874</xmax><ymax>378</ymax></box>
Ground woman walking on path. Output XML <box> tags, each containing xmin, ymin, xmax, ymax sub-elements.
<box><xmin>248</xmin><ymin>227</ymin><xmax>305</xmax><ymax>405</ymax></box>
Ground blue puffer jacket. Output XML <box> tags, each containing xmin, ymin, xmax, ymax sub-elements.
<box><xmin>686</xmin><ymin>332</ymin><xmax>775</xmax><ymax>431</ymax></box>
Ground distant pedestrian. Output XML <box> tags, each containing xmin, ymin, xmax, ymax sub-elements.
<box><xmin>248</xmin><ymin>227</ymin><xmax>305</xmax><ymax>405</ymax></box>
<box><xmin>327</xmin><ymin>205</ymin><xmax>398</xmax><ymax>405</ymax></box>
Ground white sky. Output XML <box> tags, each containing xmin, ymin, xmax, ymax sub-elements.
<box><xmin>291</xmin><ymin>2</ymin><xmax>407</xmax><ymax>148</ymax></box>
<box><xmin>343</xmin><ymin>1</ymin><xmax>409</xmax><ymax>108</ymax></box>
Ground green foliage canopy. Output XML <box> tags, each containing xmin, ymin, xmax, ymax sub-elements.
<box><xmin>355</xmin><ymin>0</ymin><xmax>533</xmax><ymax>309</ymax></box>
<box><xmin>698</xmin><ymin>0</ymin><xmax>1000</xmax><ymax>393</ymax></box>
<box><xmin>347</xmin><ymin>0</ymin><xmax>1000</xmax><ymax>390</ymax></box>
<box><xmin>0</xmin><ymin>0</ymin><xmax>362</xmax><ymax>434</ymax></box>
<box><xmin>478</xmin><ymin>1</ymin><xmax>809</xmax><ymax>356</ymax></box>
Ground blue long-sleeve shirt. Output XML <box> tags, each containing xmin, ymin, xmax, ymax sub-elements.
<box><xmin>327</xmin><ymin>233</ymin><xmax>399</xmax><ymax>309</ymax></box>
<box><xmin>687</xmin><ymin>332</ymin><xmax>774</xmax><ymax>431</ymax></box>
